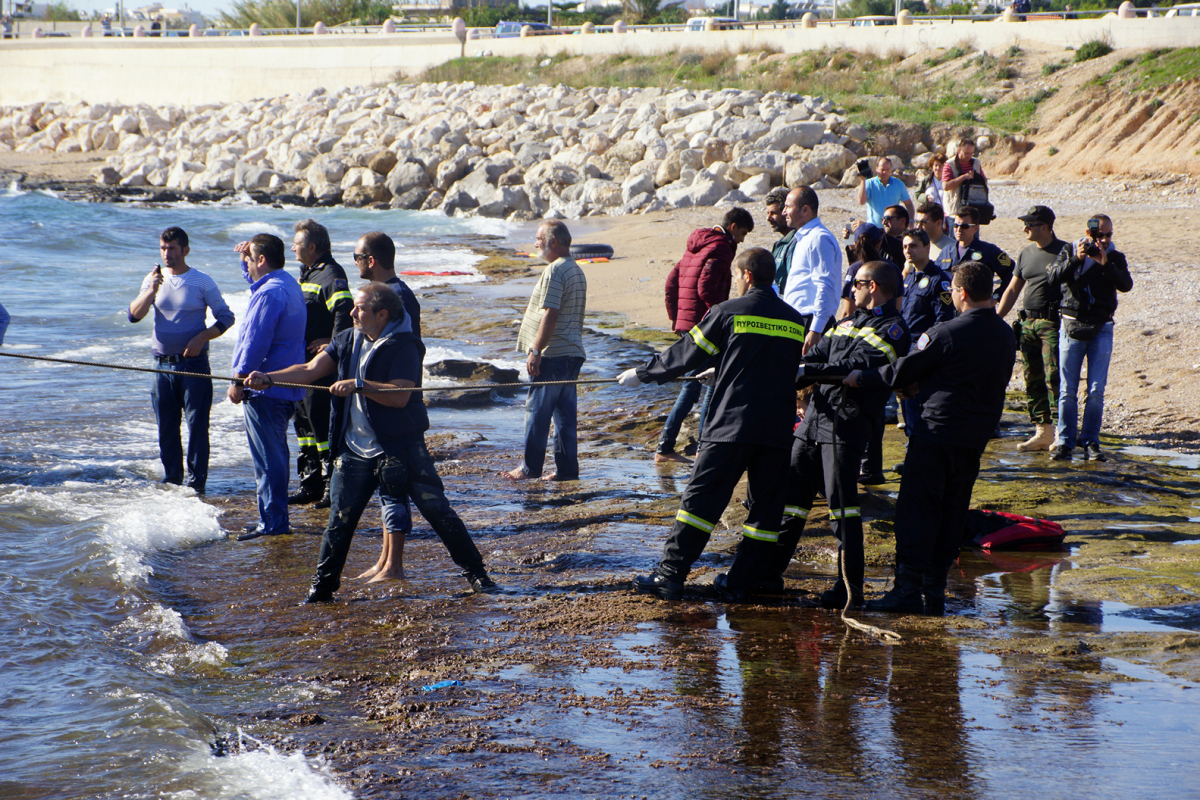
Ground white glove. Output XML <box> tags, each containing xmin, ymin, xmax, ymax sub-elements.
<box><xmin>617</xmin><ymin>368</ymin><xmax>643</xmax><ymax>388</ymax></box>
<box><xmin>697</xmin><ymin>367</ymin><xmax>716</xmax><ymax>386</ymax></box>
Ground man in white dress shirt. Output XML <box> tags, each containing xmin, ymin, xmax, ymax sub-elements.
<box><xmin>782</xmin><ymin>186</ymin><xmax>842</xmax><ymax>354</ymax></box>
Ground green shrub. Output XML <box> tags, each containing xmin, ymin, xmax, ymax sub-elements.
<box><xmin>1042</xmin><ymin>60</ymin><xmax>1068</xmax><ymax>76</ymax></box>
<box><xmin>1075</xmin><ymin>39</ymin><xmax>1114</xmax><ymax>62</ymax></box>
<box><xmin>1048</xmin><ymin>146</ymin><xmax>1059</xmax><ymax>156</ymax></box>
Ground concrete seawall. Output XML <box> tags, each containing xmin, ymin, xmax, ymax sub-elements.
<box><xmin>1</xmin><ymin>17</ymin><xmax>1197</xmax><ymax>107</ymax></box>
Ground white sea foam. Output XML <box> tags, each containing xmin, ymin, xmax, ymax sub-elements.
<box><xmin>226</xmin><ymin>220</ymin><xmax>291</xmax><ymax>240</ymax></box>
<box><xmin>119</xmin><ymin>603</ymin><xmax>230</xmax><ymax>675</ymax></box>
<box><xmin>98</xmin><ymin>485</ymin><xmax>227</xmax><ymax>584</ymax></box>
<box><xmin>5</xmin><ymin>179</ymin><xmax>26</xmax><ymax>196</ymax></box>
<box><xmin>168</xmin><ymin>734</ymin><xmax>354</xmax><ymax>800</ymax></box>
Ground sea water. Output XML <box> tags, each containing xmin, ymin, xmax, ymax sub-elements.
<box><xmin>0</xmin><ymin>186</ymin><xmax>518</xmax><ymax>799</ymax></box>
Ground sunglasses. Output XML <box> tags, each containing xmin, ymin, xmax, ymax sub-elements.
<box><xmin>852</xmin><ymin>279</ymin><xmax>873</xmax><ymax>288</ymax></box>
<box><xmin>1093</xmin><ymin>232</ymin><xmax>1113</xmax><ymax>240</ymax></box>
<box><xmin>352</xmin><ymin>252</ymin><xmax>370</xmax><ymax>263</ymax></box>
<box><xmin>953</xmin><ymin>222</ymin><xmax>975</xmax><ymax>230</ymax></box>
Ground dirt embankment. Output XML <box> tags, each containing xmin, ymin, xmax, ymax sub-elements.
<box><xmin>1000</xmin><ymin>50</ymin><xmax>1200</xmax><ymax>181</ymax></box>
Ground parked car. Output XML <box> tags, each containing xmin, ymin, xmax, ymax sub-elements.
<box><xmin>852</xmin><ymin>15</ymin><xmax>896</xmax><ymax>26</ymax></box>
<box><xmin>494</xmin><ymin>20</ymin><xmax>562</xmax><ymax>37</ymax></box>
<box><xmin>685</xmin><ymin>16</ymin><xmax>744</xmax><ymax>31</ymax></box>
<box><xmin>1165</xmin><ymin>3</ymin><xmax>1200</xmax><ymax>15</ymax></box>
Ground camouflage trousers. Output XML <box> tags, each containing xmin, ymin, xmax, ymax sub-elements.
<box><xmin>1019</xmin><ymin>317</ymin><xmax>1059</xmax><ymax>424</ymax></box>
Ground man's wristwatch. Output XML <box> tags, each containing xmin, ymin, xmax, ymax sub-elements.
<box><xmin>528</xmin><ymin>348</ymin><xmax>541</xmax><ymax>357</ymax></box>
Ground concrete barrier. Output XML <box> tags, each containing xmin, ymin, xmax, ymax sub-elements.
<box><xmin>1</xmin><ymin>16</ymin><xmax>1197</xmax><ymax>107</ymax></box>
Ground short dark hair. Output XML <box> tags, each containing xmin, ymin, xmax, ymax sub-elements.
<box><xmin>360</xmin><ymin>231</ymin><xmax>395</xmax><ymax>270</ymax></box>
<box><xmin>358</xmin><ymin>283</ymin><xmax>405</xmax><ymax>323</ymax></box>
<box><xmin>789</xmin><ymin>186</ymin><xmax>819</xmax><ymax>215</ymax></box>
<box><xmin>954</xmin><ymin>261</ymin><xmax>992</xmax><ymax>302</ymax></box>
<box><xmin>885</xmin><ymin>204</ymin><xmax>910</xmax><ymax>225</ymax></box>
<box><xmin>160</xmin><ymin>226</ymin><xmax>188</xmax><ymax>248</ymax></box>
<box><xmin>722</xmin><ymin>206</ymin><xmax>754</xmax><ymax>233</ymax></box>
<box><xmin>765</xmin><ymin>186</ymin><xmax>789</xmax><ymax>209</ymax></box>
<box><xmin>734</xmin><ymin>247</ymin><xmax>775</xmax><ymax>287</ymax></box>
<box><xmin>956</xmin><ymin>206</ymin><xmax>980</xmax><ymax>225</ymax></box>
<box><xmin>294</xmin><ymin>218</ymin><xmax>331</xmax><ymax>255</ymax></box>
<box><xmin>540</xmin><ymin>218</ymin><xmax>573</xmax><ymax>249</ymax></box>
<box><xmin>249</xmin><ymin>234</ymin><xmax>285</xmax><ymax>270</ymax></box>
<box><xmin>858</xmin><ymin>260</ymin><xmax>898</xmax><ymax>300</ymax></box>
<box><xmin>957</xmin><ymin>138</ymin><xmax>976</xmax><ymax>152</ymax></box>
<box><xmin>902</xmin><ymin>227</ymin><xmax>930</xmax><ymax>247</ymax></box>
<box><xmin>916</xmin><ymin>202</ymin><xmax>944</xmax><ymax>222</ymax></box>
<box><xmin>1090</xmin><ymin>213</ymin><xmax>1112</xmax><ymax>227</ymax></box>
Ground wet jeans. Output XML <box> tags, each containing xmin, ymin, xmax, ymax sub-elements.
<box><xmin>657</xmin><ymin>371</ymin><xmax>712</xmax><ymax>455</ymax></box>
<box><xmin>151</xmin><ymin>353</ymin><xmax>212</xmax><ymax>492</ymax></box>
<box><xmin>521</xmin><ymin>356</ymin><xmax>584</xmax><ymax>480</ymax></box>
<box><xmin>314</xmin><ymin>440</ymin><xmax>485</xmax><ymax>593</ymax></box>
<box><xmin>1056</xmin><ymin>320</ymin><xmax>1114</xmax><ymax>450</ymax></box>
<box><xmin>243</xmin><ymin>395</ymin><xmax>294</xmax><ymax>534</ymax></box>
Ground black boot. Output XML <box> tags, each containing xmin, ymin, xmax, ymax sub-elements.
<box><xmin>865</xmin><ymin>563</ymin><xmax>924</xmax><ymax>614</ymax></box>
<box><xmin>922</xmin><ymin>571</ymin><xmax>948</xmax><ymax>617</ymax></box>
<box><xmin>304</xmin><ymin>575</ymin><xmax>336</xmax><ymax>604</ymax></box>
<box><xmin>633</xmin><ymin>569</ymin><xmax>684</xmax><ymax>601</ymax></box>
<box><xmin>818</xmin><ymin>578</ymin><xmax>864</xmax><ymax>610</ymax></box>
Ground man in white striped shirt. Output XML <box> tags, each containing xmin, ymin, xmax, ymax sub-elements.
<box><xmin>782</xmin><ymin>186</ymin><xmax>842</xmax><ymax>355</ymax></box>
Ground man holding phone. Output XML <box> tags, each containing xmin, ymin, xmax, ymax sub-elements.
<box><xmin>855</xmin><ymin>156</ymin><xmax>914</xmax><ymax>228</ymax></box>
<box><xmin>128</xmin><ymin>227</ymin><xmax>235</xmax><ymax>494</ymax></box>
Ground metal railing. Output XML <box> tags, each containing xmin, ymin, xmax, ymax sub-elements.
<box><xmin>0</xmin><ymin>9</ymin><xmax>1170</xmax><ymax>39</ymax></box>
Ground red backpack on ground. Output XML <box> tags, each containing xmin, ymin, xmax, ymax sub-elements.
<box><xmin>962</xmin><ymin>509</ymin><xmax>1066</xmax><ymax>551</ymax></box>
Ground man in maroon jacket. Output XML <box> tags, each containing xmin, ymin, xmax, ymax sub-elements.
<box><xmin>655</xmin><ymin>207</ymin><xmax>753</xmax><ymax>463</ymax></box>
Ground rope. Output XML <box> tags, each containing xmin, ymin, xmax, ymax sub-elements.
<box><xmin>0</xmin><ymin>350</ymin><xmax>701</xmax><ymax>394</ymax></box>
<box><xmin>829</xmin><ymin>385</ymin><xmax>903</xmax><ymax>644</ymax></box>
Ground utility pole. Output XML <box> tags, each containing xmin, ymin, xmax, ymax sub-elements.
<box><xmin>296</xmin><ymin>0</ymin><xmax>300</xmax><ymax>31</ymax></box>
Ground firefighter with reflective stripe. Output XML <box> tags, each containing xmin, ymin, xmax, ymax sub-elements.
<box><xmin>289</xmin><ymin>219</ymin><xmax>353</xmax><ymax>507</ymax></box>
<box><xmin>616</xmin><ymin>248</ymin><xmax>807</xmax><ymax>601</ymax></box>
<box><xmin>846</xmin><ymin>261</ymin><xmax>1017</xmax><ymax>616</ymax></box>
<box><xmin>771</xmin><ymin>261</ymin><xmax>911</xmax><ymax>608</ymax></box>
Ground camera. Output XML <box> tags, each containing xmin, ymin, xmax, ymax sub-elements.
<box><xmin>1084</xmin><ymin>217</ymin><xmax>1103</xmax><ymax>258</ymax></box>
<box><xmin>856</xmin><ymin>158</ymin><xmax>873</xmax><ymax>179</ymax></box>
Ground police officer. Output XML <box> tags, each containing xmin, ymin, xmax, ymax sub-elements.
<box><xmin>768</xmin><ymin>260</ymin><xmax>911</xmax><ymax>608</ymax></box>
<box><xmin>935</xmin><ymin>206</ymin><xmax>1014</xmax><ymax>303</ymax></box>
<box><xmin>845</xmin><ymin>261</ymin><xmax>1016</xmax><ymax>615</ymax></box>
<box><xmin>898</xmin><ymin>227</ymin><xmax>954</xmax><ymax>438</ymax></box>
<box><xmin>289</xmin><ymin>219</ymin><xmax>353</xmax><ymax>507</ymax></box>
<box><xmin>617</xmin><ymin>248</ymin><xmax>807</xmax><ymax>601</ymax></box>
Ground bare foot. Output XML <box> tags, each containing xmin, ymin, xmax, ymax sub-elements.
<box><xmin>540</xmin><ymin>472</ymin><xmax>556</xmax><ymax>481</ymax></box>
<box><xmin>655</xmin><ymin>452</ymin><xmax>692</xmax><ymax>464</ymax></box>
<box><xmin>367</xmin><ymin>567</ymin><xmax>405</xmax><ymax>583</ymax></box>
<box><xmin>503</xmin><ymin>467</ymin><xmax>532</xmax><ymax>481</ymax></box>
<box><xmin>354</xmin><ymin>564</ymin><xmax>383</xmax><ymax>580</ymax></box>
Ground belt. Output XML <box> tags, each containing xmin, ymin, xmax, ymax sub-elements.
<box><xmin>1020</xmin><ymin>309</ymin><xmax>1058</xmax><ymax>321</ymax></box>
<box><xmin>155</xmin><ymin>354</ymin><xmax>203</xmax><ymax>363</ymax></box>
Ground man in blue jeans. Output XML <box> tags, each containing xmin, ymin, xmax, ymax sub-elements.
<box><xmin>246</xmin><ymin>283</ymin><xmax>498</xmax><ymax>601</ymax></box>
<box><xmin>506</xmin><ymin>219</ymin><xmax>588</xmax><ymax>482</ymax></box>
<box><xmin>128</xmin><ymin>226</ymin><xmax>235</xmax><ymax>494</ymax></box>
<box><xmin>228</xmin><ymin>234</ymin><xmax>307</xmax><ymax>540</ymax></box>
<box><xmin>1048</xmin><ymin>214</ymin><xmax>1132</xmax><ymax>462</ymax></box>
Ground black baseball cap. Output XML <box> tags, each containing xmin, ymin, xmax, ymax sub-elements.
<box><xmin>1017</xmin><ymin>205</ymin><xmax>1056</xmax><ymax>226</ymax></box>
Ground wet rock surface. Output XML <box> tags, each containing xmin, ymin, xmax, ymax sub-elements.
<box><xmin>159</xmin><ymin>278</ymin><xmax>1200</xmax><ymax>798</ymax></box>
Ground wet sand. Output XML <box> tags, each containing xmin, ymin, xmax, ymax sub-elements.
<box><xmin>159</xmin><ymin>271</ymin><xmax>1200</xmax><ymax>798</ymax></box>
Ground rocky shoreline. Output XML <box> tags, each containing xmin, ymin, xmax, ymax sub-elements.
<box><xmin>0</xmin><ymin>81</ymin><xmax>1010</xmax><ymax>218</ymax></box>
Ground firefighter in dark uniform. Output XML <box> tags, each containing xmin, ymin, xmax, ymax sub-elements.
<box><xmin>617</xmin><ymin>248</ymin><xmax>807</xmax><ymax>601</ymax></box>
<box><xmin>289</xmin><ymin>219</ymin><xmax>353</xmax><ymax>507</ymax></box>
<box><xmin>934</xmin><ymin>206</ymin><xmax>1014</xmax><ymax>302</ymax></box>
<box><xmin>898</xmin><ymin>227</ymin><xmax>954</xmax><ymax>439</ymax></box>
<box><xmin>845</xmin><ymin>261</ymin><xmax>1016</xmax><ymax>616</ymax></box>
<box><xmin>767</xmin><ymin>261</ymin><xmax>911</xmax><ymax>608</ymax></box>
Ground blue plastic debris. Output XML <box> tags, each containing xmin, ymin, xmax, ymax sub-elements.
<box><xmin>421</xmin><ymin>679</ymin><xmax>463</xmax><ymax>691</ymax></box>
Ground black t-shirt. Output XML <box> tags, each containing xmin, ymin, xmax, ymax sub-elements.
<box><xmin>1016</xmin><ymin>238</ymin><xmax>1067</xmax><ymax>313</ymax></box>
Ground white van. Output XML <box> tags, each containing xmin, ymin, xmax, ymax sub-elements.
<box><xmin>686</xmin><ymin>16</ymin><xmax>744</xmax><ymax>31</ymax></box>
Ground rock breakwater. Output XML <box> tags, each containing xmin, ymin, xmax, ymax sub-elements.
<box><xmin>0</xmin><ymin>81</ymin><xmax>997</xmax><ymax>218</ymax></box>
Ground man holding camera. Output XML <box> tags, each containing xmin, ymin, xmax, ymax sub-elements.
<box><xmin>1047</xmin><ymin>214</ymin><xmax>1132</xmax><ymax>462</ymax></box>
<box><xmin>855</xmin><ymin>157</ymin><xmax>914</xmax><ymax>228</ymax></box>
<box><xmin>941</xmin><ymin>139</ymin><xmax>987</xmax><ymax>219</ymax></box>
<box><xmin>998</xmin><ymin>206</ymin><xmax>1071</xmax><ymax>453</ymax></box>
